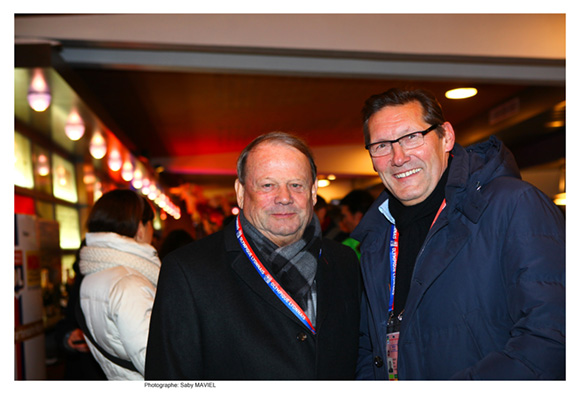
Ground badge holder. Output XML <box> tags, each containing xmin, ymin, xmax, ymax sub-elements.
<box><xmin>386</xmin><ymin>310</ymin><xmax>403</xmax><ymax>381</ymax></box>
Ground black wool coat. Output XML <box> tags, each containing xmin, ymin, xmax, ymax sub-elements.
<box><xmin>145</xmin><ymin>219</ymin><xmax>362</xmax><ymax>380</ymax></box>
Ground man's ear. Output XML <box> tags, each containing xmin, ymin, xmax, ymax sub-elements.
<box><xmin>311</xmin><ymin>181</ymin><xmax>318</xmax><ymax>207</ymax></box>
<box><xmin>234</xmin><ymin>179</ymin><xmax>244</xmax><ymax>209</ymax></box>
<box><xmin>441</xmin><ymin>121</ymin><xmax>456</xmax><ymax>152</ymax></box>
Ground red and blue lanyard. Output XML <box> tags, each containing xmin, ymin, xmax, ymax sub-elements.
<box><xmin>388</xmin><ymin>199</ymin><xmax>447</xmax><ymax>313</ymax></box>
<box><xmin>235</xmin><ymin>215</ymin><xmax>316</xmax><ymax>335</ymax></box>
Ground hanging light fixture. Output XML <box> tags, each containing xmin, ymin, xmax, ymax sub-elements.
<box><xmin>121</xmin><ymin>160</ymin><xmax>134</xmax><ymax>182</ymax></box>
<box><xmin>27</xmin><ymin>69</ymin><xmax>51</xmax><ymax>112</ymax></box>
<box><xmin>89</xmin><ymin>130</ymin><xmax>107</xmax><ymax>159</ymax></box>
<box><xmin>132</xmin><ymin>167</ymin><xmax>144</xmax><ymax>189</ymax></box>
<box><xmin>147</xmin><ymin>184</ymin><xmax>159</xmax><ymax>200</ymax></box>
<box><xmin>36</xmin><ymin>153</ymin><xmax>50</xmax><ymax>176</ymax></box>
<box><xmin>83</xmin><ymin>164</ymin><xmax>96</xmax><ymax>185</ymax></box>
<box><xmin>108</xmin><ymin>148</ymin><xmax>122</xmax><ymax>171</ymax></box>
<box><xmin>64</xmin><ymin>110</ymin><xmax>85</xmax><ymax>141</ymax></box>
<box><xmin>141</xmin><ymin>178</ymin><xmax>151</xmax><ymax>195</ymax></box>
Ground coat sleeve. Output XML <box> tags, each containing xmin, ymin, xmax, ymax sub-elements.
<box><xmin>145</xmin><ymin>256</ymin><xmax>202</xmax><ymax>380</ymax></box>
<box><xmin>452</xmin><ymin>186</ymin><xmax>566</xmax><ymax>379</ymax></box>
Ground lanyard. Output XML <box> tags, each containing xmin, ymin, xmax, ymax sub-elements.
<box><xmin>235</xmin><ymin>215</ymin><xmax>316</xmax><ymax>335</ymax></box>
<box><xmin>388</xmin><ymin>199</ymin><xmax>446</xmax><ymax>314</ymax></box>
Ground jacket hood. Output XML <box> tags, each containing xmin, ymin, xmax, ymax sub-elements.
<box><xmin>445</xmin><ymin>136</ymin><xmax>521</xmax><ymax>223</ymax></box>
<box><xmin>453</xmin><ymin>135</ymin><xmax>521</xmax><ymax>191</ymax></box>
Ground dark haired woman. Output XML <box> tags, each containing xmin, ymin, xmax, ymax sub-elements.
<box><xmin>78</xmin><ymin>189</ymin><xmax>160</xmax><ymax>380</ymax></box>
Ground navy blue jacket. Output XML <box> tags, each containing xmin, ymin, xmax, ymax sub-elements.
<box><xmin>353</xmin><ymin>137</ymin><xmax>565</xmax><ymax>380</ymax></box>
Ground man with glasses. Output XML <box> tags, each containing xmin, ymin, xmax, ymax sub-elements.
<box><xmin>354</xmin><ymin>88</ymin><xmax>565</xmax><ymax>380</ymax></box>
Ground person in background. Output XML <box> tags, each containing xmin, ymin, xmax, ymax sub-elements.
<box><xmin>54</xmin><ymin>241</ymin><xmax>106</xmax><ymax>380</ymax></box>
<box><xmin>338</xmin><ymin>189</ymin><xmax>374</xmax><ymax>259</ymax></box>
<box><xmin>145</xmin><ymin>131</ymin><xmax>361</xmax><ymax>380</ymax></box>
<box><xmin>314</xmin><ymin>195</ymin><xmax>330</xmax><ymax>232</ymax></box>
<box><xmin>315</xmin><ymin>195</ymin><xmax>347</xmax><ymax>242</ymax></box>
<box><xmin>78</xmin><ymin>189</ymin><xmax>160</xmax><ymax>380</ymax></box>
<box><xmin>354</xmin><ymin>87</ymin><xmax>565</xmax><ymax>380</ymax></box>
<box><xmin>157</xmin><ymin>229</ymin><xmax>194</xmax><ymax>261</ymax></box>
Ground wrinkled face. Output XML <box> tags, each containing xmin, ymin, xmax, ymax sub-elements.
<box><xmin>368</xmin><ymin>101</ymin><xmax>455</xmax><ymax>206</ymax></box>
<box><xmin>235</xmin><ymin>141</ymin><xmax>317</xmax><ymax>247</ymax></box>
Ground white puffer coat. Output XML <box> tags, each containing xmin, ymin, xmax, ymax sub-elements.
<box><xmin>79</xmin><ymin>232</ymin><xmax>161</xmax><ymax>380</ymax></box>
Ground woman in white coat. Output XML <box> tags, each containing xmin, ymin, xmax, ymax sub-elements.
<box><xmin>78</xmin><ymin>189</ymin><xmax>160</xmax><ymax>380</ymax></box>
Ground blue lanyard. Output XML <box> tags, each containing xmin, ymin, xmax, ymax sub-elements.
<box><xmin>235</xmin><ymin>215</ymin><xmax>316</xmax><ymax>335</ymax></box>
<box><xmin>388</xmin><ymin>225</ymin><xmax>398</xmax><ymax>314</ymax></box>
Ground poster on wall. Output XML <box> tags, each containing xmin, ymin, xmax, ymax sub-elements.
<box><xmin>14</xmin><ymin>214</ymin><xmax>46</xmax><ymax>380</ymax></box>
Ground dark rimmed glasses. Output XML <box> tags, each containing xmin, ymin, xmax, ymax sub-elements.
<box><xmin>365</xmin><ymin>124</ymin><xmax>440</xmax><ymax>158</ymax></box>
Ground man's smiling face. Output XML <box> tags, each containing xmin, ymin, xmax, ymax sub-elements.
<box><xmin>368</xmin><ymin>101</ymin><xmax>455</xmax><ymax>206</ymax></box>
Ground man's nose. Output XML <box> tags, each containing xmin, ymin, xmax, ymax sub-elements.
<box><xmin>391</xmin><ymin>142</ymin><xmax>410</xmax><ymax>166</ymax></box>
<box><xmin>275</xmin><ymin>186</ymin><xmax>293</xmax><ymax>204</ymax></box>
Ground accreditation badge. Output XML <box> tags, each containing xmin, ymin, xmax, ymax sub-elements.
<box><xmin>386</xmin><ymin>331</ymin><xmax>399</xmax><ymax>380</ymax></box>
<box><xmin>386</xmin><ymin>309</ymin><xmax>402</xmax><ymax>381</ymax></box>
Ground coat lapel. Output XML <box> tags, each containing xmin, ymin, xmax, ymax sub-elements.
<box><xmin>402</xmin><ymin>211</ymin><xmax>470</xmax><ymax>324</ymax></box>
<box><xmin>313</xmin><ymin>251</ymin><xmax>331</xmax><ymax>330</ymax></box>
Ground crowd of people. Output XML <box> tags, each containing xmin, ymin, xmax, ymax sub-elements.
<box><xmin>55</xmin><ymin>87</ymin><xmax>565</xmax><ymax>381</ymax></box>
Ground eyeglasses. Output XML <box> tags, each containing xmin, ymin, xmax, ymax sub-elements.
<box><xmin>365</xmin><ymin>124</ymin><xmax>440</xmax><ymax>158</ymax></box>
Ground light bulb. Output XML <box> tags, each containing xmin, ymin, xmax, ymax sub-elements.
<box><xmin>132</xmin><ymin>168</ymin><xmax>143</xmax><ymax>189</ymax></box>
<box><xmin>89</xmin><ymin>131</ymin><xmax>107</xmax><ymax>159</ymax></box>
<box><xmin>65</xmin><ymin>110</ymin><xmax>85</xmax><ymax>141</ymax></box>
<box><xmin>121</xmin><ymin>161</ymin><xmax>134</xmax><ymax>182</ymax></box>
<box><xmin>37</xmin><ymin>154</ymin><xmax>50</xmax><ymax>176</ymax></box>
<box><xmin>108</xmin><ymin>149</ymin><xmax>122</xmax><ymax>171</ymax></box>
<box><xmin>141</xmin><ymin>178</ymin><xmax>151</xmax><ymax>195</ymax></box>
<box><xmin>27</xmin><ymin>69</ymin><xmax>51</xmax><ymax>112</ymax></box>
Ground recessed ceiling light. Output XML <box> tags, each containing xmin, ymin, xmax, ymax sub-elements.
<box><xmin>445</xmin><ymin>87</ymin><xmax>478</xmax><ymax>99</ymax></box>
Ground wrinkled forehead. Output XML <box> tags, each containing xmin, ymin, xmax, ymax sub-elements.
<box><xmin>248</xmin><ymin>141</ymin><xmax>310</xmax><ymax>172</ymax></box>
<box><xmin>248</xmin><ymin>141</ymin><xmax>315</xmax><ymax>181</ymax></box>
<box><xmin>369</xmin><ymin>102</ymin><xmax>428</xmax><ymax>137</ymax></box>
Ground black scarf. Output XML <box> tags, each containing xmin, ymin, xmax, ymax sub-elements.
<box><xmin>388</xmin><ymin>161</ymin><xmax>450</xmax><ymax>317</ymax></box>
<box><xmin>238</xmin><ymin>212</ymin><xmax>322</xmax><ymax>324</ymax></box>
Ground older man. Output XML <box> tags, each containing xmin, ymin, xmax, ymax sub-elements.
<box><xmin>145</xmin><ymin>132</ymin><xmax>361</xmax><ymax>380</ymax></box>
<box><xmin>354</xmin><ymin>88</ymin><xmax>565</xmax><ymax>380</ymax></box>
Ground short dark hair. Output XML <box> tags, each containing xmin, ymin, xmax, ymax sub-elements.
<box><xmin>314</xmin><ymin>194</ymin><xmax>328</xmax><ymax>211</ymax></box>
<box><xmin>87</xmin><ymin>189</ymin><xmax>154</xmax><ymax>238</ymax></box>
<box><xmin>236</xmin><ymin>131</ymin><xmax>317</xmax><ymax>185</ymax></box>
<box><xmin>340</xmin><ymin>189</ymin><xmax>374</xmax><ymax>215</ymax></box>
<box><xmin>361</xmin><ymin>87</ymin><xmax>447</xmax><ymax>145</ymax></box>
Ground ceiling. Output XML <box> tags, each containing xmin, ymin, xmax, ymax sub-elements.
<box><xmin>14</xmin><ymin>14</ymin><xmax>566</xmax><ymax>197</ymax></box>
